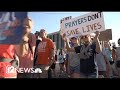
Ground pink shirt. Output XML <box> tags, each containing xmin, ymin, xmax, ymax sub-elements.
<box><xmin>15</xmin><ymin>33</ymin><xmax>36</xmax><ymax>68</ymax></box>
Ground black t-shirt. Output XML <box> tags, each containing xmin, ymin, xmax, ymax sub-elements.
<box><xmin>74</xmin><ymin>43</ymin><xmax>97</xmax><ymax>74</ymax></box>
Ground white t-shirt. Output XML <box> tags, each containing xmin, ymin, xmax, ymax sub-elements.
<box><xmin>57</xmin><ymin>54</ymin><xmax>65</xmax><ymax>63</ymax></box>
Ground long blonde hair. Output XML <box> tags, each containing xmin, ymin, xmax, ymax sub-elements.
<box><xmin>20</xmin><ymin>18</ymin><xmax>33</xmax><ymax>56</ymax></box>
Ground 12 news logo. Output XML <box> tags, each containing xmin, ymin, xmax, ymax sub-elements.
<box><xmin>6</xmin><ymin>65</ymin><xmax>42</xmax><ymax>74</ymax></box>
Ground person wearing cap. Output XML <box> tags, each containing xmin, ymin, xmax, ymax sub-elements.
<box><xmin>35</xmin><ymin>29</ymin><xmax>55</xmax><ymax>78</ymax></box>
<box><xmin>67</xmin><ymin>36</ymin><xmax>81</xmax><ymax>78</ymax></box>
<box><xmin>63</xmin><ymin>31</ymin><xmax>101</xmax><ymax>78</ymax></box>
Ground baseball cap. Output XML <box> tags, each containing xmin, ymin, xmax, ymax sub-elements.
<box><xmin>70</xmin><ymin>36</ymin><xmax>77</xmax><ymax>39</ymax></box>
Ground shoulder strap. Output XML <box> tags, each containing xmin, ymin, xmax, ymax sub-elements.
<box><xmin>28</xmin><ymin>42</ymin><xmax>33</xmax><ymax>54</ymax></box>
<box><xmin>35</xmin><ymin>40</ymin><xmax>41</xmax><ymax>54</ymax></box>
<box><xmin>33</xmin><ymin>40</ymin><xmax>41</xmax><ymax>66</ymax></box>
<box><xmin>28</xmin><ymin>33</ymin><xmax>34</xmax><ymax>55</ymax></box>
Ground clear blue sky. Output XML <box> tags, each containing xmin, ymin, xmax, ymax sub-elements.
<box><xmin>28</xmin><ymin>12</ymin><xmax>120</xmax><ymax>45</ymax></box>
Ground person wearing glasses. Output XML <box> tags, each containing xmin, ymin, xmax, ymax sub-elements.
<box><xmin>67</xmin><ymin>36</ymin><xmax>81</xmax><ymax>78</ymax></box>
<box><xmin>62</xmin><ymin>31</ymin><xmax>101</xmax><ymax>78</ymax></box>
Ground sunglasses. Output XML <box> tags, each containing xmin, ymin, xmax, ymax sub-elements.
<box><xmin>71</xmin><ymin>37</ymin><xmax>77</xmax><ymax>39</ymax></box>
<box><xmin>81</xmin><ymin>35</ymin><xmax>88</xmax><ymax>39</ymax></box>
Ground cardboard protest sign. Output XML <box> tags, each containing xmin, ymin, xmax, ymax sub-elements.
<box><xmin>0</xmin><ymin>12</ymin><xmax>27</xmax><ymax>44</ymax></box>
<box><xmin>98</xmin><ymin>29</ymin><xmax>112</xmax><ymax>41</ymax></box>
<box><xmin>60</xmin><ymin>12</ymin><xmax>105</xmax><ymax>38</ymax></box>
<box><xmin>60</xmin><ymin>16</ymin><xmax>72</xmax><ymax>36</ymax></box>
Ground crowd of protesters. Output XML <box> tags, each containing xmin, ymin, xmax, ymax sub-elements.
<box><xmin>0</xmin><ymin>17</ymin><xmax>120</xmax><ymax>78</ymax></box>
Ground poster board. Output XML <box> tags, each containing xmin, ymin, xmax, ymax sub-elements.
<box><xmin>98</xmin><ymin>29</ymin><xmax>112</xmax><ymax>41</ymax></box>
<box><xmin>60</xmin><ymin>12</ymin><xmax>105</xmax><ymax>38</ymax></box>
<box><xmin>0</xmin><ymin>12</ymin><xmax>27</xmax><ymax>44</ymax></box>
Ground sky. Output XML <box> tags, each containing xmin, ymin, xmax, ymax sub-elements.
<box><xmin>28</xmin><ymin>12</ymin><xmax>120</xmax><ymax>45</ymax></box>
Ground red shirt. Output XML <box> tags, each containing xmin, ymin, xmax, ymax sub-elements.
<box><xmin>0</xmin><ymin>45</ymin><xmax>15</xmax><ymax>59</ymax></box>
<box><xmin>36</xmin><ymin>38</ymin><xmax>54</xmax><ymax>65</ymax></box>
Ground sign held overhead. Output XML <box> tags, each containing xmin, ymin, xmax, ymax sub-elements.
<box><xmin>60</xmin><ymin>12</ymin><xmax>105</xmax><ymax>38</ymax></box>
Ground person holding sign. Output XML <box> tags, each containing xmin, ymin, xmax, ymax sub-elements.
<box><xmin>62</xmin><ymin>31</ymin><xmax>101</xmax><ymax>78</ymax></box>
<box><xmin>67</xmin><ymin>37</ymin><xmax>81</xmax><ymax>78</ymax></box>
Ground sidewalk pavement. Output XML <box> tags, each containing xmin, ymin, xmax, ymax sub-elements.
<box><xmin>52</xmin><ymin>62</ymin><xmax>69</xmax><ymax>78</ymax></box>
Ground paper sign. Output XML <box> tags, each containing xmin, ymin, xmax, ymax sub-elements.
<box><xmin>60</xmin><ymin>12</ymin><xmax>105</xmax><ymax>38</ymax></box>
<box><xmin>98</xmin><ymin>29</ymin><xmax>112</xmax><ymax>41</ymax></box>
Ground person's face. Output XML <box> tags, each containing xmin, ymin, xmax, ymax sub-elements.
<box><xmin>70</xmin><ymin>37</ymin><xmax>78</xmax><ymax>44</ymax></box>
<box><xmin>40</xmin><ymin>29</ymin><xmax>47</xmax><ymax>38</ymax></box>
<box><xmin>23</xmin><ymin>18</ymin><xmax>33</xmax><ymax>34</ymax></box>
<box><xmin>81</xmin><ymin>35</ymin><xmax>91</xmax><ymax>43</ymax></box>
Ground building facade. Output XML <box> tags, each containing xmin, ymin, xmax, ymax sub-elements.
<box><xmin>47</xmin><ymin>31</ymin><xmax>64</xmax><ymax>50</ymax></box>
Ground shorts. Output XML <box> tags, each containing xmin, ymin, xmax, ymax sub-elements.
<box><xmin>50</xmin><ymin>63</ymin><xmax>56</xmax><ymax>69</ymax></box>
<box><xmin>59</xmin><ymin>62</ymin><xmax>64</xmax><ymax>65</ymax></box>
<box><xmin>80</xmin><ymin>71</ymin><xmax>98</xmax><ymax>78</ymax></box>
<box><xmin>69</xmin><ymin>65</ymin><xmax>80</xmax><ymax>74</ymax></box>
<box><xmin>0</xmin><ymin>62</ymin><xmax>17</xmax><ymax>78</ymax></box>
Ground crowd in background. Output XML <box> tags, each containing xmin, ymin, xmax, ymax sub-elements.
<box><xmin>0</xmin><ymin>17</ymin><xmax>120</xmax><ymax>78</ymax></box>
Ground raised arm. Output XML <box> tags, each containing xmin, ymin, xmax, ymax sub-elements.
<box><xmin>62</xmin><ymin>33</ymin><xmax>74</xmax><ymax>52</ymax></box>
<box><xmin>93</xmin><ymin>31</ymin><xmax>102</xmax><ymax>53</ymax></box>
<box><xmin>65</xmin><ymin>39</ymin><xmax>75</xmax><ymax>52</ymax></box>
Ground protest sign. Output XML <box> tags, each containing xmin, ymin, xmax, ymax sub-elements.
<box><xmin>0</xmin><ymin>12</ymin><xmax>27</xmax><ymax>44</ymax></box>
<box><xmin>98</xmin><ymin>29</ymin><xmax>112</xmax><ymax>41</ymax></box>
<box><xmin>60</xmin><ymin>12</ymin><xmax>105</xmax><ymax>38</ymax></box>
<box><xmin>60</xmin><ymin>16</ymin><xmax>72</xmax><ymax>36</ymax></box>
